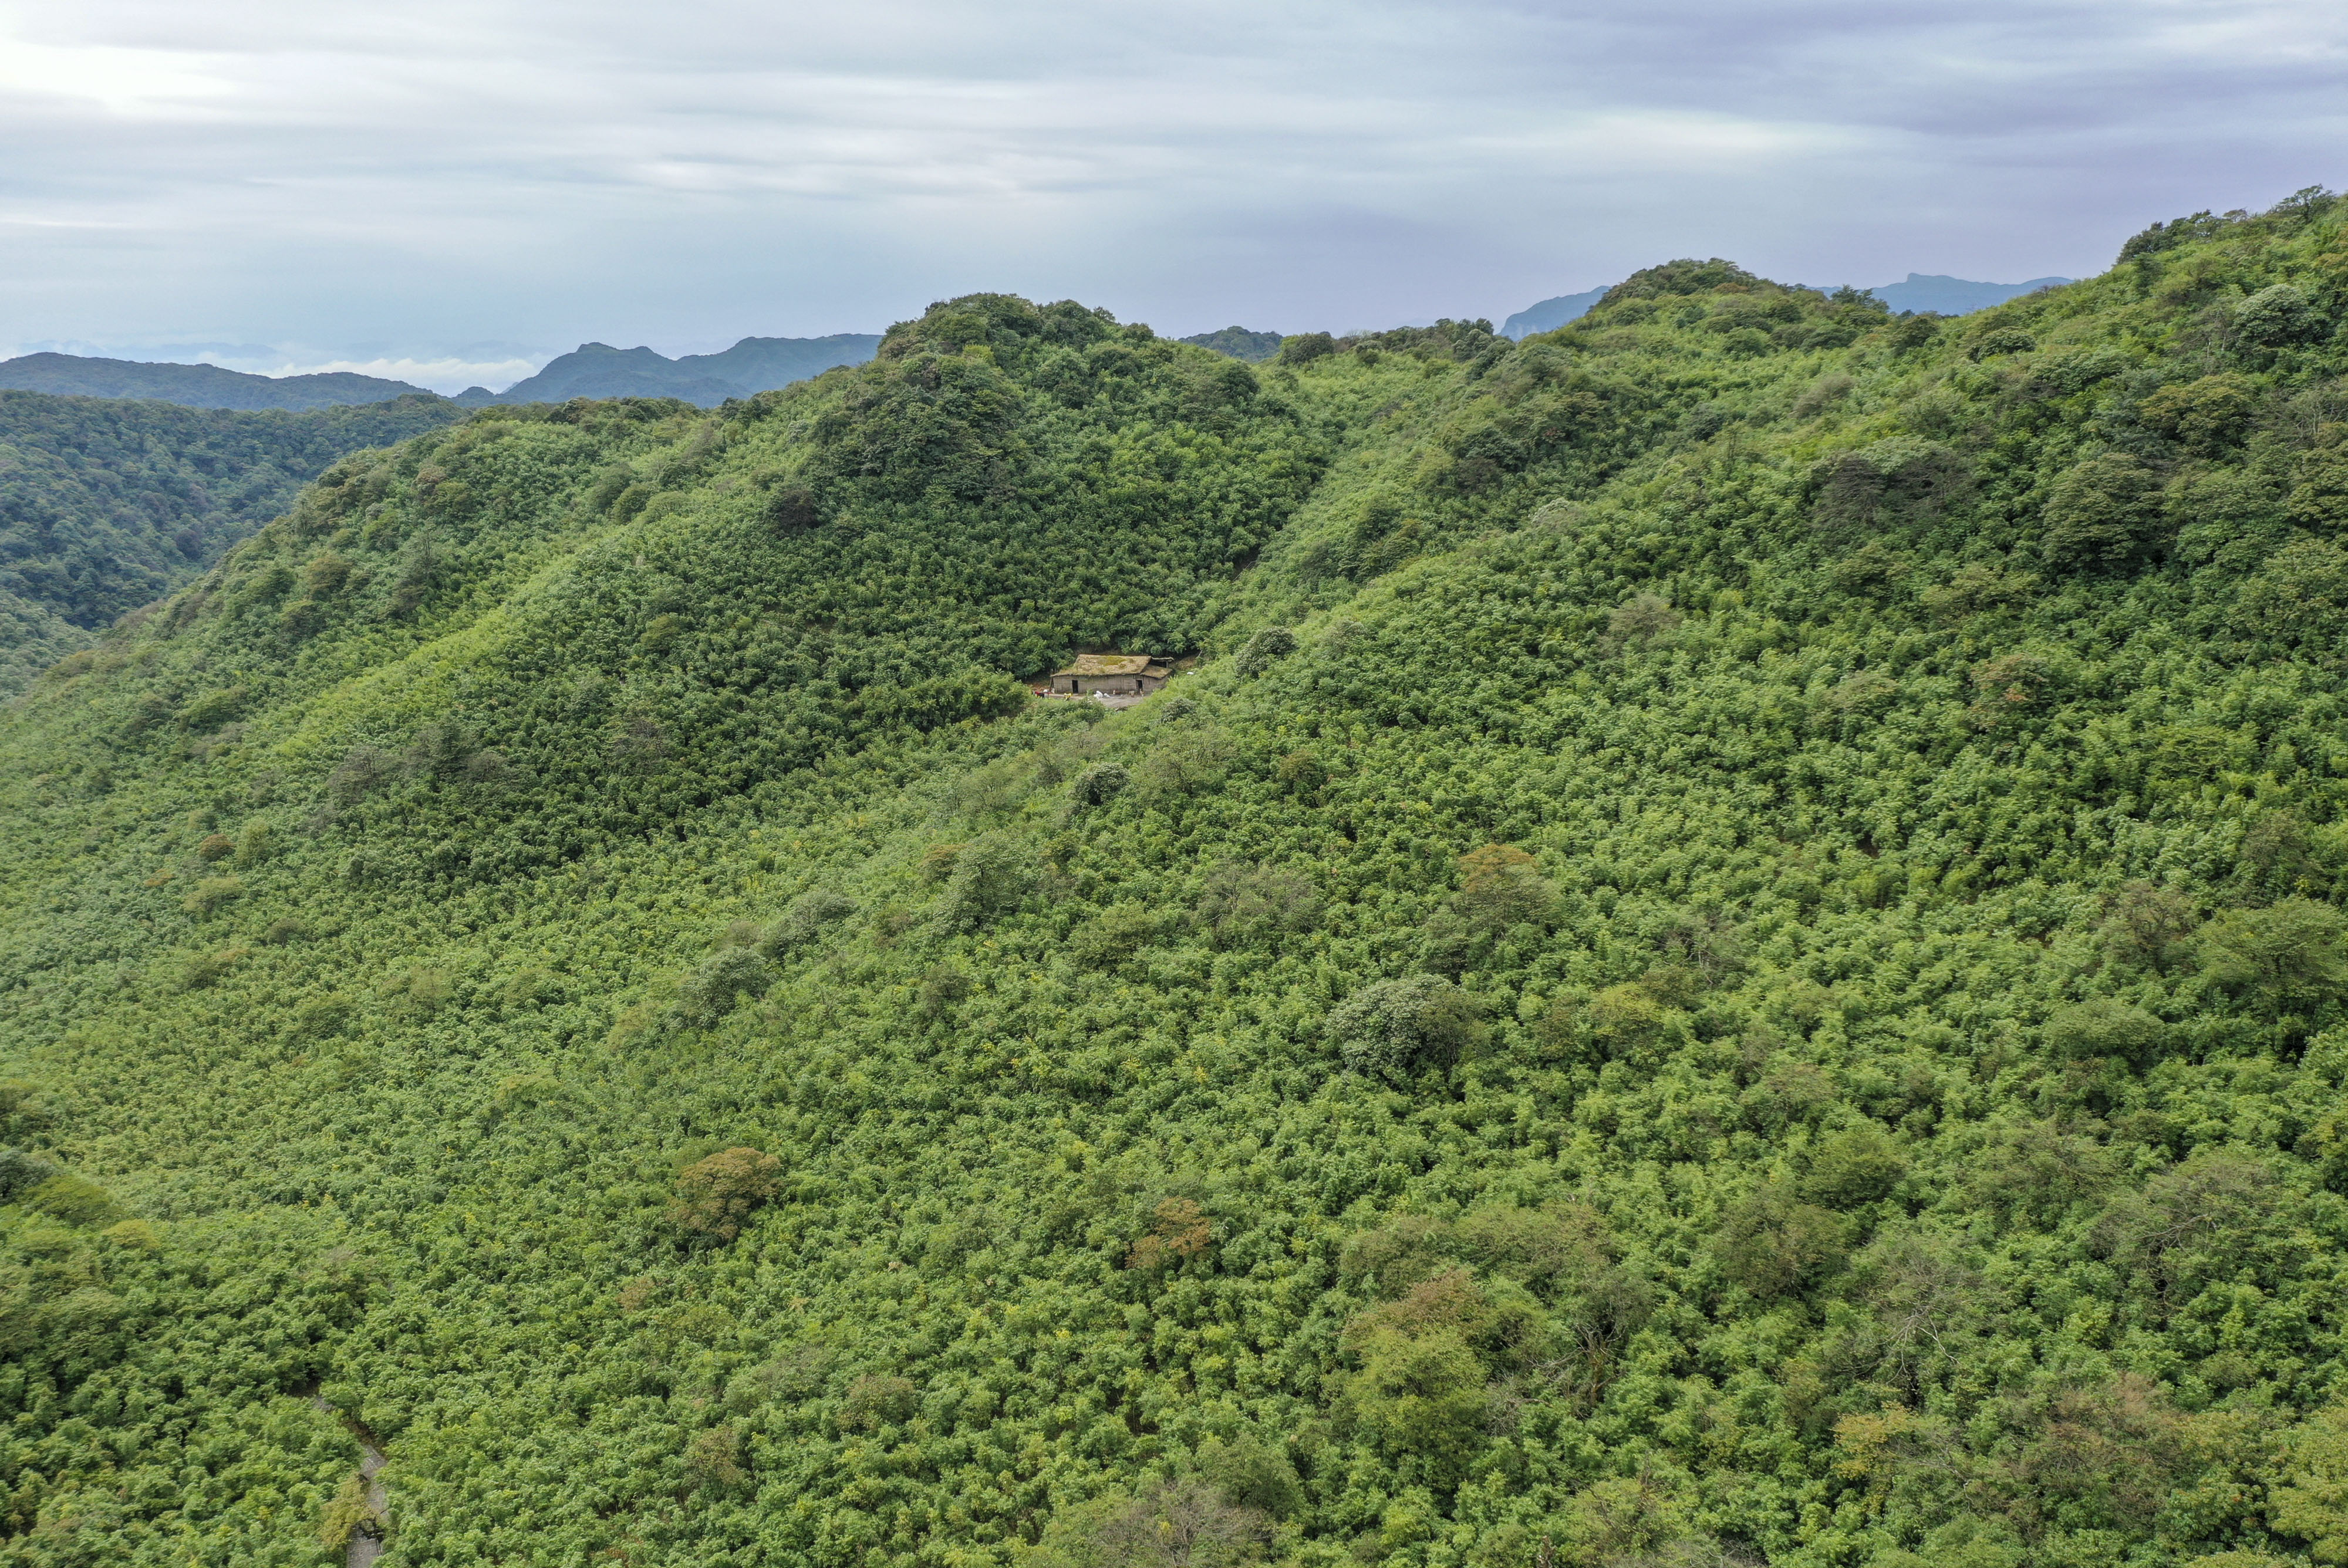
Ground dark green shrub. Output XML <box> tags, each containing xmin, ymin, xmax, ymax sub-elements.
<box><xmin>1715</xmin><ymin>1185</ymin><xmax>1846</xmax><ymax>1297</ymax></box>
<box><xmin>1200</xmin><ymin>1435</ymin><xmax>1303</xmax><ymax>1520</ymax></box>
<box><xmin>2040</xmin><ymin>453</ymin><xmax>2165</xmax><ymax>567</ymax></box>
<box><xmin>1810</xmin><ymin>437</ymin><xmax>1972</xmax><ymax>533</ymax></box>
<box><xmin>1275</xmin><ymin>332</ymin><xmax>1335</xmax><ymax>366</ymax></box>
<box><xmin>766</xmin><ymin>485</ymin><xmax>819</xmax><ymax>530</ymax></box>
<box><xmin>1968</xmin><ymin>327</ymin><xmax>2036</xmax><ymax>359</ymax></box>
<box><xmin>26</xmin><ymin>1170</ymin><xmax>123</xmax><ymax>1228</ymax></box>
<box><xmin>406</xmin><ymin>719</ymin><xmax>480</xmax><ymax>781</ymax></box>
<box><xmin>327</xmin><ymin>745</ymin><xmax>396</xmax><ymax>807</ymax></box>
<box><xmin>668</xmin><ymin>1147</ymin><xmax>783</xmax><ymax>1241</ymax></box>
<box><xmin>766</xmin><ymin>887</ymin><xmax>856</xmax><ymax>952</ymax></box>
<box><xmin>2239</xmin><ymin>539</ymin><xmax>2348</xmax><ymax>644</ymax></box>
<box><xmin>182</xmin><ymin>876</ymin><xmax>242</xmax><ymax>916</ymax></box>
<box><xmin>2286</xmin><ymin>445</ymin><xmax>2348</xmax><ymax>529</ymax></box>
<box><xmin>2045</xmin><ymin>999</ymin><xmax>2170</xmax><ymax>1065</ymax></box>
<box><xmin>178</xmin><ymin>947</ymin><xmax>244</xmax><ymax>990</ymax></box>
<box><xmin>294</xmin><ymin>993</ymin><xmax>359</xmax><ymax>1039</ymax></box>
<box><xmin>1233</xmin><ymin>625</ymin><xmax>1296</xmax><ymax>677</ymax></box>
<box><xmin>1069</xmin><ymin>761</ymin><xmax>1128</xmax><ymax>808</ymax></box>
<box><xmin>176</xmin><ymin>687</ymin><xmax>248</xmax><ymax>732</ymax></box>
<box><xmin>2236</xmin><ymin>283</ymin><xmax>2320</xmax><ymax>346</ymax></box>
<box><xmin>2138</xmin><ymin>373</ymin><xmax>2256</xmax><ymax>453</ymax></box>
<box><xmin>0</xmin><ymin>1147</ymin><xmax>59</xmax><ymax>1201</ymax></box>
<box><xmin>2200</xmin><ymin>898</ymin><xmax>2348</xmax><ymax>1018</ymax></box>
<box><xmin>677</xmin><ymin>947</ymin><xmax>772</xmax><ymax>1025</ymax></box>
<box><xmin>1887</xmin><ymin>313</ymin><xmax>1941</xmax><ymax>350</ymax></box>
<box><xmin>937</xmin><ymin>833</ymin><xmax>1033</xmax><ymax>928</ymax></box>
<box><xmin>1326</xmin><ymin>974</ymin><xmax>1482</xmax><ymax>1081</ymax></box>
<box><xmin>839</xmin><ymin>1374</ymin><xmax>919</xmax><ymax>1432</ymax></box>
<box><xmin>1068</xmin><ymin>901</ymin><xmax>1164</xmax><ymax>969</ymax></box>
<box><xmin>2103</xmin><ymin>883</ymin><xmax>2197</xmax><ymax>967</ymax></box>
<box><xmin>916</xmin><ymin>964</ymin><xmax>970</xmax><ymax>1019</ymax></box>
<box><xmin>1134</xmin><ymin>726</ymin><xmax>1230</xmax><ymax>802</ymax></box>
<box><xmin>1800</xmin><ymin>1124</ymin><xmax>1908</xmax><ymax>1208</ymax></box>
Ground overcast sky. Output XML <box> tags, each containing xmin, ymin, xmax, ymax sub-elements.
<box><xmin>2</xmin><ymin>0</ymin><xmax>2342</xmax><ymax>390</ymax></box>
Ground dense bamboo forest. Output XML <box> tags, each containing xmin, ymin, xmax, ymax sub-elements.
<box><xmin>5</xmin><ymin>190</ymin><xmax>2348</xmax><ymax>1568</ymax></box>
<box><xmin>0</xmin><ymin>392</ymin><xmax>465</xmax><ymax>695</ymax></box>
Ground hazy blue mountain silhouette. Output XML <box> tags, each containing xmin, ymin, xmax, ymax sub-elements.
<box><xmin>1861</xmin><ymin>273</ymin><xmax>2072</xmax><ymax>314</ymax></box>
<box><xmin>464</xmin><ymin>334</ymin><xmax>882</xmax><ymax>407</ymax></box>
<box><xmin>0</xmin><ymin>353</ymin><xmax>433</xmax><ymax>411</ymax></box>
<box><xmin>1501</xmin><ymin>288</ymin><xmax>1611</xmax><ymax>340</ymax></box>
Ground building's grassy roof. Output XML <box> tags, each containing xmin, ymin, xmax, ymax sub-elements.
<box><xmin>1053</xmin><ymin>653</ymin><xmax>1152</xmax><ymax>677</ymax></box>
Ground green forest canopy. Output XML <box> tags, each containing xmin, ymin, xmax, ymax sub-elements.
<box><xmin>0</xmin><ymin>391</ymin><xmax>464</xmax><ymax>695</ymax></box>
<box><xmin>3</xmin><ymin>191</ymin><xmax>2348</xmax><ymax>1567</ymax></box>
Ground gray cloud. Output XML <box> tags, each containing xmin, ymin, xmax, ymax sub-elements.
<box><xmin>2</xmin><ymin>0</ymin><xmax>2341</xmax><ymax>380</ymax></box>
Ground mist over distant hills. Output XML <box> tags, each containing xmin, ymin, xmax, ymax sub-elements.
<box><xmin>0</xmin><ymin>352</ymin><xmax>433</xmax><ymax>410</ymax></box>
<box><xmin>458</xmin><ymin>334</ymin><xmax>882</xmax><ymax>407</ymax></box>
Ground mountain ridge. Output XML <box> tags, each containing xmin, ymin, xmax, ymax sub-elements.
<box><xmin>1502</xmin><ymin>273</ymin><xmax>2077</xmax><ymax>339</ymax></box>
<box><xmin>460</xmin><ymin>333</ymin><xmax>883</xmax><ymax>407</ymax></box>
<box><xmin>4</xmin><ymin>195</ymin><xmax>2348</xmax><ymax>1566</ymax></box>
<box><xmin>0</xmin><ymin>351</ymin><xmax>435</xmax><ymax>410</ymax></box>
<box><xmin>0</xmin><ymin>389</ymin><xmax>464</xmax><ymax>692</ymax></box>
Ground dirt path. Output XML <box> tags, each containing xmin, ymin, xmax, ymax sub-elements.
<box><xmin>313</xmin><ymin>1398</ymin><xmax>389</xmax><ymax>1567</ymax></box>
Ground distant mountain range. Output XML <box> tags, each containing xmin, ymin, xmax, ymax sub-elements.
<box><xmin>454</xmin><ymin>335</ymin><xmax>882</xmax><ymax>407</ymax></box>
<box><xmin>1500</xmin><ymin>273</ymin><xmax>2074</xmax><ymax>339</ymax></box>
<box><xmin>0</xmin><ymin>334</ymin><xmax>885</xmax><ymax>414</ymax></box>
<box><xmin>0</xmin><ymin>353</ymin><xmax>433</xmax><ymax>410</ymax></box>
<box><xmin>1859</xmin><ymin>273</ymin><xmax>2074</xmax><ymax>315</ymax></box>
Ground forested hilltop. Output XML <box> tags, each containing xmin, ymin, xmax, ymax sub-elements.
<box><xmin>0</xmin><ymin>392</ymin><xmax>464</xmax><ymax>694</ymax></box>
<box><xmin>4</xmin><ymin>191</ymin><xmax>2348</xmax><ymax>1568</ymax></box>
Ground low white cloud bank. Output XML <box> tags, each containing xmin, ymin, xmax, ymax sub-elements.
<box><xmin>246</xmin><ymin>355</ymin><xmax>545</xmax><ymax>394</ymax></box>
<box><xmin>1</xmin><ymin>339</ymin><xmax>549</xmax><ymax>395</ymax></box>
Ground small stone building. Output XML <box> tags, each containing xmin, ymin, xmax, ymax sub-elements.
<box><xmin>1047</xmin><ymin>654</ymin><xmax>1172</xmax><ymax>697</ymax></box>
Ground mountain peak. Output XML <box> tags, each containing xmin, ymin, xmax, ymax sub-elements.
<box><xmin>487</xmin><ymin>333</ymin><xmax>882</xmax><ymax>406</ymax></box>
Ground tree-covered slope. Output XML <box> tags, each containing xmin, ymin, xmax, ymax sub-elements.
<box><xmin>0</xmin><ymin>391</ymin><xmax>464</xmax><ymax>694</ymax></box>
<box><xmin>5</xmin><ymin>197</ymin><xmax>2348</xmax><ymax>1568</ymax></box>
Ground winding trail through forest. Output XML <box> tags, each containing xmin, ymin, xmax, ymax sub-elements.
<box><xmin>312</xmin><ymin>1398</ymin><xmax>389</xmax><ymax>1567</ymax></box>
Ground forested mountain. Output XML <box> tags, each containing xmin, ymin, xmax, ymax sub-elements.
<box><xmin>0</xmin><ymin>391</ymin><xmax>464</xmax><ymax>694</ymax></box>
<box><xmin>1181</xmin><ymin>327</ymin><xmax>1286</xmax><ymax>362</ymax></box>
<box><xmin>3</xmin><ymin>191</ymin><xmax>2348</xmax><ymax>1568</ymax></box>
<box><xmin>463</xmin><ymin>334</ymin><xmax>883</xmax><ymax>407</ymax></box>
<box><xmin>1503</xmin><ymin>277</ymin><xmax>2074</xmax><ymax>341</ymax></box>
<box><xmin>0</xmin><ymin>354</ymin><xmax>433</xmax><ymax>411</ymax></box>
